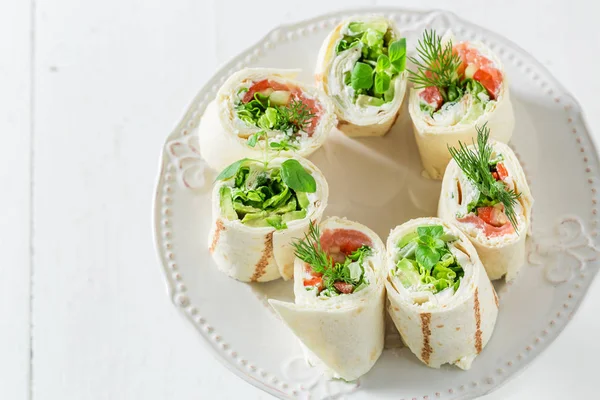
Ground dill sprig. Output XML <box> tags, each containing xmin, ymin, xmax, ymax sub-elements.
<box><xmin>237</xmin><ymin>94</ymin><xmax>315</xmax><ymax>135</ymax></box>
<box><xmin>277</xmin><ymin>99</ymin><xmax>315</xmax><ymax>134</ymax></box>
<box><xmin>292</xmin><ymin>221</ymin><xmax>371</xmax><ymax>294</ymax></box>
<box><xmin>407</xmin><ymin>30</ymin><xmax>462</xmax><ymax>91</ymax></box>
<box><xmin>448</xmin><ymin>124</ymin><xmax>521</xmax><ymax>229</ymax></box>
<box><xmin>292</xmin><ymin>221</ymin><xmax>331</xmax><ymax>275</ymax></box>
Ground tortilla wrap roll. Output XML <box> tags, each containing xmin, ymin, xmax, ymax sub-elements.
<box><xmin>439</xmin><ymin>138</ymin><xmax>533</xmax><ymax>281</ymax></box>
<box><xmin>315</xmin><ymin>16</ymin><xmax>408</xmax><ymax>137</ymax></box>
<box><xmin>269</xmin><ymin>217</ymin><xmax>386</xmax><ymax>380</ymax></box>
<box><xmin>209</xmin><ymin>156</ymin><xmax>328</xmax><ymax>282</ymax></box>
<box><xmin>198</xmin><ymin>68</ymin><xmax>336</xmax><ymax>172</ymax></box>
<box><xmin>385</xmin><ymin>217</ymin><xmax>499</xmax><ymax>369</ymax></box>
<box><xmin>408</xmin><ymin>31</ymin><xmax>514</xmax><ymax>179</ymax></box>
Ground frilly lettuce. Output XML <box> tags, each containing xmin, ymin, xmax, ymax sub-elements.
<box><xmin>393</xmin><ymin>225</ymin><xmax>464</xmax><ymax>293</ymax></box>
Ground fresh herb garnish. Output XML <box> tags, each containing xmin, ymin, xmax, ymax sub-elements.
<box><xmin>407</xmin><ymin>30</ymin><xmax>462</xmax><ymax>96</ymax></box>
<box><xmin>280</xmin><ymin>159</ymin><xmax>317</xmax><ymax>193</ymax></box>
<box><xmin>214</xmin><ymin>158</ymin><xmax>252</xmax><ymax>182</ymax></box>
<box><xmin>276</xmin><ymin>99</ymin><xmax>315</xmax><ymax>134</ymax></box>
<box><xmin>293</xmin><ymin>221</ymin><xmax>371</xmax><ymax>295</ymax></box>
<box><xmin>337</xmin><ymin>20</ymin><xmax>406</xmax><ymax>105</ymax></box>
<box><xmin>395</xmin><ymin>225</ymin><xmax>463</xmax><ymax>294</ymax></box>
<box><xmin>293</xmin><ymin>221</ymin><xmax>331</xmax><ymax>273</ymax></box>
<box><xmin>237</xmin><ymin>92</ymin><xmax>315</xmax><ymax>142</ymax></box>
<box><xmin>448</xmin><ymin>123</ymin><xmax>521</xmax><ymax>229</ymax></box>
<box><xmin>217</xmin><ymin>161</ymin><xmax>312</xmax><ymax>230</ymax></box>
<box><xmin>269</xmin><ymin>138</ymin><xmax>299</xmax><ymax>151</ymax></box>
<box><xmin>388</xmin><ymin>38</ymin><xmax>407</xmax><ymax>72</ymax></box>
<box><xmin>351</xmin><ymin>62</ymin><xmax>374</xmax><ymax>91</ymax></box>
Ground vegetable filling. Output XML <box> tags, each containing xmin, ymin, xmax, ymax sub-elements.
<box><xmin>409</xmin><ymin>30</ymin><xmax>502</xmax><ymax>122</ymax></box>
<box><xmin>449</xmin><ymin>124</ymin><xmax>521</xmax><ymax>237</ymax></box>
<box><xmin>336</xmin><ymin>19</ymin><xmax>407</xmax><ymax>107</ymax></box>
<box><xmin>236</xmin><ymin>79</ymin><xmax>322</xmax><ymax>150</ymax></box>
<box><xmin>293</xmin><ymin>222</ymin><xmax>373</xmax><ymax>297</ymax></box>
<box><xmin>393</xmin><ymin>225</ymin><xmax>464</xmax><ymax>294</ymax></box>
<box><xmin>216</xmin><ymin>158</ymin><xmax>317</xmax><ymax>230</ymax></box>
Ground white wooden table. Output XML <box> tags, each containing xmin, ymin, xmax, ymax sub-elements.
<box><xmin>3</xmin><ymin>1</ymin><xmax>599</xmax><ymax>399</ymax></box>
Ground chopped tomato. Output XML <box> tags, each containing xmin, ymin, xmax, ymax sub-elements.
<box><xmin>492</xmin><ymin>171</ymin><xmax>500</xmax><ymax>180</ymax></box>
<box><xmin>477</xmin><ymin>206</ymin><xmax>509</xmax><ymax>227</ymax></box>
<box><xmin>476</xmin><ymin>206</ymin><xmax>509</xmax><ymax>227</ymax></box>
<box><xmin>453</xmin><ymin>42</ymin><xmax>502</xmax><ymax>99</ymax></box>
<box><xmin>473</xmin><ymin>68</ymin><xmax>501</xmax><ymax>100</ymax></box>
<box><xmin>303</xmin><ymin>275</ymin><xmax>323</xmax><ymax>289</ymax></box>
<box><xmin>242</xmin><ymin>79</ymin><xmax>288</xmax><ymax>103</ymax></box>
<box><xmin>476</xmin><ymin>207</ymin><xmax>494</xmax><ymax>226</ymax></box>
<box><xmin>333</xmin><ymin>282</ymin><xmax>354</xmax><ymax>294</ymax></box>
<box><xmin>419</xmin><ymin>86</ymin><xmax>444</xmax><ymax>111</ymax></box>
<box><xmin>496</xmin><ymin>162</ymin><xmax>509</xmax><ymax>180</ymax></box>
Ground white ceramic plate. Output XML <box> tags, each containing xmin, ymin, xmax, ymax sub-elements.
<box><xmin>153</xmin><ymin>8</ymin><xmax>599</xmax><ymax>400</ymax></box>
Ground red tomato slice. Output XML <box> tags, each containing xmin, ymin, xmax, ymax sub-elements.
<box><xmin>419</xmin><ymin>86</ymin><xmax>444</xmax><ymax>111</ymax></box>
<box><xmin>453</xmin><ymin>42</ymin><xmax>502</xmax><ymax>99</ymax></box>
<box><xmin>242</xmin><ymin>79</ymin><xmax>289</xmax><ymax>103</ymax></box>
<box><xmin>476</xmin><ymin>207</ymin><xmax>495</xmax><ymax>225</ymax></box>
<box><xmin>476</xmin><ymin>206</ymin><xmax>509</xmax><ymax>227</ymax></box>
<box><xmin>333</xmin><ymin>282</ymin><xmax>354</xmax><ymax>294</ymax></box>
<box><xmin>320</xmin><ymin>228</ymin><xmax>372</xmax><ymax>257</ymax></box>
<box><xmin>473</xmin><ymin>68</ymin><xmax>502</xmax><ymax>100</ymax></box>
<box><xmin>453</xmin><ymin>43</ymin><xmax>469</xmax><ymax>77</ymax></box>
<box><xmin>496</xmin><ymin>162</ymin><xmax>509</xmax><ymax>180</ymax></box>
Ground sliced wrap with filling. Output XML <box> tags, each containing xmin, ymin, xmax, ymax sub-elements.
<box><xmin>408</xmin><ymin>31</ymin><xmax>514</xmax><ymax>179</ymax></box>
<box><xmin>315</xmin><ymin>16</ymin><xmax>408</xmax><ymax>137</ymax></box>
<box><xmin>198</xmin><ymin>68</ymin><xmax>336</xmax><ymax>172</ymax></box>
<box><xmin>439</xmin><ymin>139</ymin><xmax>533</xmax><ymax>280</ymax></box>
<box><xmin>269</xmin><ymin>217</ymin><xmax>386</xmax><ymax>380</ymax></box>
<box><xmin>209</xmin><ymin>157</ymin><xmax>328</xmax><ymax>282</ymax></box>
<box><xmin>386</xmin><ymin>217</ymin><xmax>499</xmax><ymax>369</ymax></box>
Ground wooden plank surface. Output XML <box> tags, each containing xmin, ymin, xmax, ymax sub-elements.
<box><xmin>30</xmin><ymin>0</ymin><xmax>264</xmax><ymax>399</ymax></box>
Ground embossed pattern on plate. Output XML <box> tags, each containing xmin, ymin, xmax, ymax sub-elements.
<box><xmin>153</xmin><ymin>8</ymin><xmax>599</xmax><ymax>400</ymax></box>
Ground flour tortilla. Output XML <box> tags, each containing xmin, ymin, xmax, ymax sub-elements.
<box><xmin>408</xmin><ymin>35</ymin><xmax>515</xmax><ymax>179</ymax></box>
<box><xmin>315</xmin><ymin>16</ymin><xmax>407</xmax><ymax>137</ymax></box>
<box><xmin>198</xmin><ymin>68</ymin><xmax>336</xmax><ymax>172</ymax></box>
<box><xmin>209</xmin><ymin>157</ymin><xmax>328</xmax><ymax>282</ymax></box>
<box><xmin>438</xmin><ymin>140</ymin><xmax>533</xmax><ymax>280</ymax></box>
<box><xmin>269</xmin><ymin>217</ymin><xmax>386</xmax><ymax>380</ymax></box>
<box><xmin>386</xmin><ymin>217</ymin><xmax>499</xmax><ymax>369</ymax></box>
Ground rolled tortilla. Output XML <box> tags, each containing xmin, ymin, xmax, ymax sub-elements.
<box><xmin>269</xmin><ymin>217</ymin><xmax>386</xmax><ymax>381</ymax></box>
<box><xmin>209</xmin><ymin>157</ymin><xmax>328</xmax><ymax>282</ymax></box>
<box><xmin>409</xmin><ymin>32</ymin><xmax>514</xmax><ymax>179</ymax></box>
<box><xmin>386</xmin><ymin>217</ymin><xmax>499</xmax><ymax>369</ymax></box>
<box><xmin>438</xmin><ymin>140</ymin><xmax>533</xmax><ymax>280</ymax></box>
<box><xmin>315</xmin><ymin>16</ymin><xmax>408</xmax><ymax>137</ymax></box>
<box><xmin>198</xmin><ymin>68</ymin><xmax>336</xmax><ymax>172</ymax></box>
